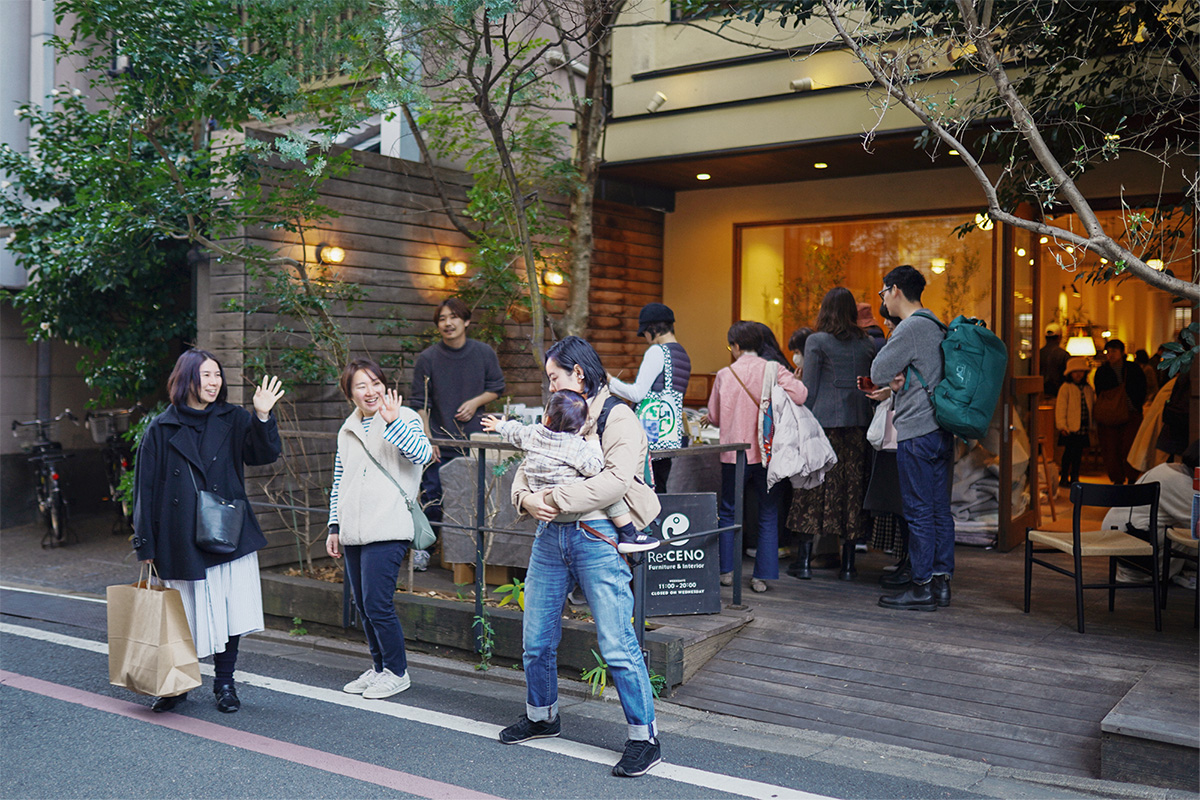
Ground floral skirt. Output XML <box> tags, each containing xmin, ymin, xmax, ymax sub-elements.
<box><xmin>787</xmin><ymin>426</ymin><xmax>871</xmax><ymax>542</ymax></box>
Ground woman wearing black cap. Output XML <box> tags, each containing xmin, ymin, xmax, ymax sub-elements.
<box><xmin>608</xmin><ymin>303</ymin><xmax>691</xmax><ymax>492</ymax></box>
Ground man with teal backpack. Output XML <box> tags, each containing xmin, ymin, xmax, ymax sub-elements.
<box><xmin>867</xmin><ymin>265</ymin><xmax>964</xmax><ymax>611</ymax></box>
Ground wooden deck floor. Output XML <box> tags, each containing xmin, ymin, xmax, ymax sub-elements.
<box><xmin>666</xmin><ymin>493</ymin><xmax>1199</xmax><ymax>779</ymax></box>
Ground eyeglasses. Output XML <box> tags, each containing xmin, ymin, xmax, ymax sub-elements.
<box><xmin>878</xmin><ymin>286</ymin><xmax>891</xmax><ymax>300</ymax></box>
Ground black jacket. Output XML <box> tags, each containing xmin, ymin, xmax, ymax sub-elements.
<box><xmin>1094</xmin><ymin>359</ymin><xmax>1148</xmax><ymax>413</ymax></box>
<box><xmin>132</xmin><ymin>402</ymin><xmax>282</xmax><ymax>580</ymax></box>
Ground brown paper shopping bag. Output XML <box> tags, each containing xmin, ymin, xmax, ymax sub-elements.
<box><xmin>107</xmin><ymin>565</ymin><xmax>202</xmax><ymax>697</ymax></box>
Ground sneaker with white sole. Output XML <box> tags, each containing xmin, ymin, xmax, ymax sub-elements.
<box><xmin>617</xmin><ymin>530</ymin><xmax>661</xmax><ymax>554</ymax></box>
<box><xmin>612</xmin><ymin>738</ymin><xmax>662</xmax><ymax>777</ymax></box>
<box><xmin>498</xmin><ymin>714</ymin><xmax>561</xmax><ymax>744</ymax></box>
<box><xmin>361</xmin><ymin>668</ymin><xmax>411</xmax><ymax>699</ymax></box>
<box><xmin>343</xmin><ymin>668</ymin><xmax>381</xmax><ymax>694</ymax></box>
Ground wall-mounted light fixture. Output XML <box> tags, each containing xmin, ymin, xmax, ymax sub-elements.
<box><xmin>789</xmin><ymin>77</ymin><xmax>814</xmax><ymax>92</ymax></box>
<box><xmin>541</xmin><ymin>268</ymin><xmax>565</xmax><ymax>287</ymax></box>
<box><xmin>316</xmin><ymin>244</ymin><xmax>346</xmax><ymax>265</ymax></box>
<box><xmin>440</xmin><ymin>257</ymin><xmax>468</xmax><ymax>277</ymax></box>
<box><xmin>646</xmin><ymin>92</ymin><xmax>667</xmax><ymax>113</ymax></box>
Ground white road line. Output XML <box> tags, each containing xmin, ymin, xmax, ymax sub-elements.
<box><xmin>1</xmin><ymin>585</ymin><xmax>107</xmax><ymax>603</ymax></box>
<box><xmin>2</xmin><ymin>618</ymin><xmax>830</xmax><ymax>800</ymax></box>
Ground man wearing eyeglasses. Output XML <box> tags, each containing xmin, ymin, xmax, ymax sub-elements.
<box><xmin>865</xmin><ymin>265</ymin><xmax>955</xmax><ymax>612</ymax></box>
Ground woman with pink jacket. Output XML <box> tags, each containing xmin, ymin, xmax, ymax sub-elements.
<box><xmin>705</xmin><ymin>321</ymin><xmax>808</xmax><ymax>592</ymax></box>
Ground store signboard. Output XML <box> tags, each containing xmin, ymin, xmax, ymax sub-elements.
<box><xmin>644</xmin><ymin>493</ymin><xmax>721</xmax><ymax>616</ymax></box>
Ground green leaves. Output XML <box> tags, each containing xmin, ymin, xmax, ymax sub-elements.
<box><xmin>2</xmin><ymin>0</ymin><xmax>382</xmax><ymax>401</ymax></box>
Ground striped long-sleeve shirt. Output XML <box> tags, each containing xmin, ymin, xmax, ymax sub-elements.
<box><xmin>329</xmin><ymin>413</ymin><xmax>432</xmax><ymax>528</ymax></box>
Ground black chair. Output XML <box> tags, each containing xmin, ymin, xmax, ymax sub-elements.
<box><xmin>1161</xmin><ymin>526</ymin><xmax>1199</xmax><ymax>629</ymax></box>
<box><xmin>1024</xmin><ymin>482</ymin><xmax>1161</xmax><ymax>633</ymax></box>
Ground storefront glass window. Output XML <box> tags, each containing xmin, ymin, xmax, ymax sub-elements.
<box><xmin>739</xmin><ymin>213</ymin><xmax>994</xmax><ymax>344</ymax></box>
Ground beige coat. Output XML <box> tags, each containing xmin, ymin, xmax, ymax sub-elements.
<box><xmin>335</xmin><ymin>407</ymin><xmax>425</xmax><ymax>546</ymax></box>
<box><xmin>512</xmin><ymin>389</ymin><xmax>661</xmax><ymax>530</ymax></box>
<box><xmin>1055</xmin><ymin>380</ymin><xmax>1095</xmax><ymax>434</ymax></box>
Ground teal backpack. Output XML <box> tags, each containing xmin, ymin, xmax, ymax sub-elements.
<box><xmin>907</xmin><ymin>311</ymin><xmax>1008</xmax><ymax>441</ymax></box>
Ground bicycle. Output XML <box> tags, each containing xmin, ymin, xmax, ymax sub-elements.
<box><xmin>11</xmin><ymin>410</ymin><xmax>78</xmax><ymax>548</ymax></box>
<box><xmin>85</xmin><ymin>405</ymin><xmax>142</xmax><ymax>535</ymax></box>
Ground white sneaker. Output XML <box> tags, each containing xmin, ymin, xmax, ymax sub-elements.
<box><xmin>362</xmin><ymin>668</ymin><xmax>411</xmax><ymax>699</ymax></box>
<box><xmin>343</xmin><ymin>668</ymin><xmax>381</xmax><ymax>694</ymax></box>
<box><xmin>1172</xmin><ymin>572</ymin><xmax>1198</xmax><ymax>590</ymax></box>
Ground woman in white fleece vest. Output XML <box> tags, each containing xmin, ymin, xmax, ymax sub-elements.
<box><xmin>326</xmin><ymin>358</ymin><xmax>432</xmax><ymax>699</ymax></box>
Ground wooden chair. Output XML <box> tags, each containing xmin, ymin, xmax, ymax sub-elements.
<box><xmin>1161</xmin><ymin>527</ymin><xmax>1199</xmax><ymax>629</ymax></box>
<box><xmin>1024</xmin><ymin>481</ymin><xmax>1162</xmax><ymax>633</ymax></box>
<box><xmin>1035</xmin><ymin>404</ymin><xmax>1058</xmax><ymax>523</ymax></box>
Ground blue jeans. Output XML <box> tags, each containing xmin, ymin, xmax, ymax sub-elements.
<box><xmin>344</xmin><ymin>540</ymin><xmax>410</xmax><ymax>676</ymax></box>
<box><xmin>718</xmin><ymin>462</ymin><xmax>781</xmax><ymax>579</ymax></box>
<box><xmin>897</xmin><ymin>430</ymin><xmax>955</xmax><ymax>584</ymax></box>
<box><xmin>522</xmin><ymin>519</ymin><xmax>658</xmax><ymax>741</ymax></box>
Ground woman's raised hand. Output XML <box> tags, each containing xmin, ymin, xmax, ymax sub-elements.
<box><xmin>380</xmin><ymin>388</ymin><xmax>403</xmax><ymax>424</ymax></box>
<box><xmin>253</xmin><ymin>375</ymin><xmax>285</xmax><ymax>420</ymax></box>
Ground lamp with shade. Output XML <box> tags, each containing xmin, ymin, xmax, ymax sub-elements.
<box><xmin>1065</xmin><ymin>336</ymin><xmax>1097</xmax><ymax>357</ymax></box>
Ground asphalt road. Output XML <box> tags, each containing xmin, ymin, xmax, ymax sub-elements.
<box><xmin>0</xmin><ymin>587</ymin><xmax>1184</xmax><ymax>800</ymax></box>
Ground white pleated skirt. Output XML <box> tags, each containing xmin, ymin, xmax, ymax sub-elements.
<box><xmin>163</xmin><ymin>552</ymin><xmax>264</xmax><ymax>659</ymax></box>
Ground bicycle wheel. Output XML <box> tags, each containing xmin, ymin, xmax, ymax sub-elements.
<box><xmin>48</xmin><ymin>490</ymin><xmax>67</xmax><ymax>546</ymax></box>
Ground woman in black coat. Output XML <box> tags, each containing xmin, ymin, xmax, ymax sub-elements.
<box><xmin>133</xmin><ymin>348</ymin><xmax>284</xmax><ymax>713</ymax></box>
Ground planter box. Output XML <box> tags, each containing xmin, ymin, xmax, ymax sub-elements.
<box><xmin>260</xmin><ymin>570</ymin><xmax>696</xmax><ymax>689</ymax></box>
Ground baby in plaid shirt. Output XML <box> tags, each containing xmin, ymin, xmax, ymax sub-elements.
<box><xmin>482</xmin><ymin>391</ymin><xmax>658</xmax><ymax>553</ymax></box>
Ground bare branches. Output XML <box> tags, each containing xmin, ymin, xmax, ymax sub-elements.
<box><xmin>817</xmin><ymin>0</ymin><xmax>1199</xmax><ymax>301</ymax></box>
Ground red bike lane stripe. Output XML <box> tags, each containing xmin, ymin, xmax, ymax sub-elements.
<box><xmin>0</xmin><ymin>670</ymin><xmax>505</xmax><ymax>800</ymax></box>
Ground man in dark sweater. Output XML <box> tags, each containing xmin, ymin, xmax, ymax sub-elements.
<box><xmin>410</xmin><ymin>297</ymin><xmax>505</xmax><ymax>526</ymax></box>
<box><xmin>867</xmin><ymin>265</ymin><xmax>954</xmax><ymax>612</ymax></box>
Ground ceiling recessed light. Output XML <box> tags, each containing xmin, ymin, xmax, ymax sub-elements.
<box><xmin>695</xmin><ymin>173</ymin><xmax>711</xmax><ymax>181</ymax></box>
<box><xmin>1039</xmin><ymin>236</ymin><xmax>1048</xmax><ymax>244</ymax></box>
<box><xmin>813</xmin><ymin>162</ymin><xmax>828</xmax><ymax>169</ymax></box>
<box><xmin>1147</xmin><ymin>258</ymin><xmax>1165</xmax><ymax>270</ymax></box>
<box><xmin>948</xmin><ymin>149</ymin><xmax>959</xmax><ymax>156</ymax></box>
<box><xmin>1016</xmin><ymin>248</ymin><xmax>1026</xmax><ymax>257</ymax></box>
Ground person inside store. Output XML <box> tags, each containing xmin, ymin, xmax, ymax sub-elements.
<box><xmin>500</xmin><ymin>336</ymin><xmax>664</xmax><ymax>778</ymax></box>
<box><xmin>1055</xmin><ymin>356</ymin><xmax>1095</xmax><ymax>489</ymax></box>
<box><xmin>704</xmin><ymin>321</ymin><xmax>808</xmax><ymax>593</ymax></box>
<box><xmin>607</xmin><ymin>302</ymin><xmax>691</xmax><ymax>493</ymax></box>
<box><xmin>868</xmin><ymin>265</ymin><xmax>955</xmax><ymax>612</ymax></box>
<box><xmin>409</xmin><ymin>297</ymin><xmax>505</xmax><ymax>545</ymax></box>
<box><xmin>1093</xmin><ymin>339</ymin><xmax>1147</xmax><ymax>485</ymax></box>
<box><xmin>326</xmin><ymin>358</ymin><xmax>432</xmax><ymax>700</ymax></box>
<box><xmin>133</xmin><ymin>348</ymin><xmax>284</xmax><ymax>713</ymax></box>
<box><xmin>786</xmin><ymin>287</ymin><xmax>876</xmax><ymax>581</ymax></box>
<box><xmin>1040</xmin><ymin>324</ymin><xmax>1070</xmax><ymax>398</ymax></box>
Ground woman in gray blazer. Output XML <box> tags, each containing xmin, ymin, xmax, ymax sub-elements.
<box><xmin>786</xmin><ymin>287</ymin><xmax>877</xmax><ymax>581</ymax></box>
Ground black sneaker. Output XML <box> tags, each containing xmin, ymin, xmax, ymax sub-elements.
<box><xmin>612</xmin><ymin>738</ymin><xmax>662</xmax><ymax>777</ymax></box>
<box><xmin>617</xmin><ymin>531</ymin><xmax>661</xmax><ymax>554</ymax></box>
<box><xmin>498</xmin><ymin>715</ymin><xmax>560</xmax><ymax>744</ymax></box>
